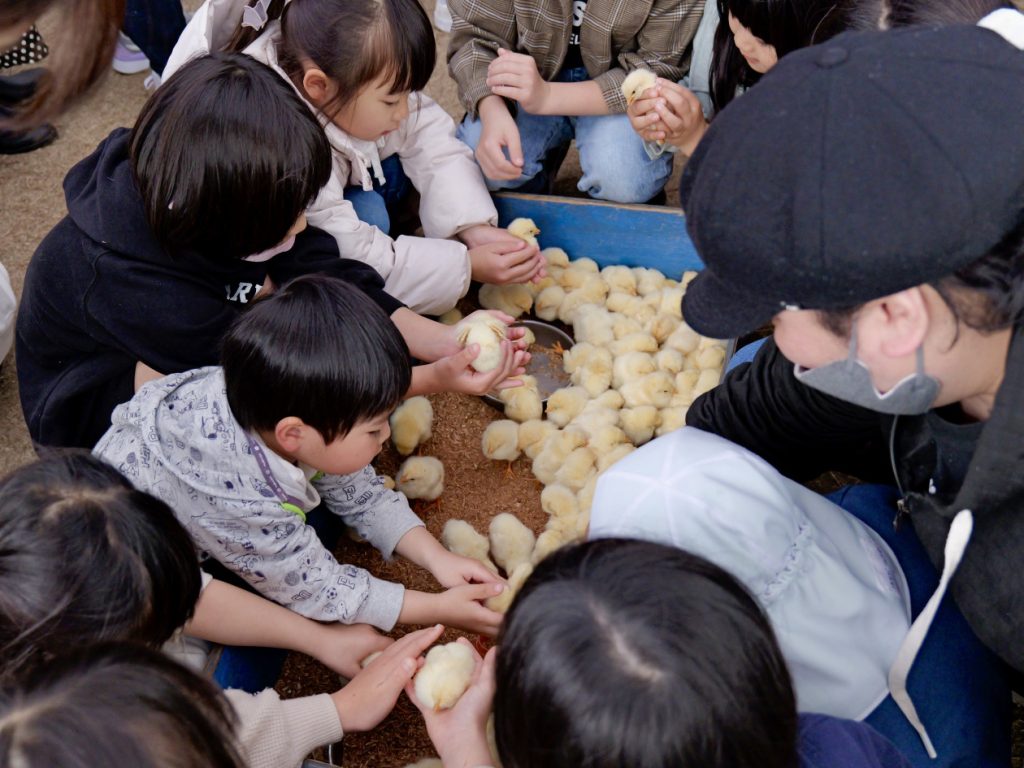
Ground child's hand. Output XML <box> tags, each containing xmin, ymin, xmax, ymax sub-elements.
<box><xmin>437</xmin><ymin>583</ymin><xmax>507</xmax><ymax>635</ymax></box>
<box><xmin>487</xmin><ymin>48</ymin><xmax>552</xmax><ymax>114</ymax></box>
<box><xmin>307</xmin><ymin>622</ymin><xmax>394</xmax><ymax>679</ymax></box>
<box><xmin>469</xmin><ymin>239</ymin><xmax>545</xmax><ymax>284</ymax></box>
<box><xmin>647</xmin><ymin>79</ymin><xmax>707</xmax><ymax>155</ymax></box>
<box><xmin>330</xmin><ymin>623</ymin><xmax>444</xmax><ymax>733</ymax></box>
<box><xmin>431</xmin><ymin>339</ymin><xmax>530</xmax><ymax>396</ymax></box>
<box><xmin>429</xmin><ymin>548</ymin><xmax>505</xmax><ymax>589</ymax></box>
<box><xmin>477</xmin><ymin>94</ymin><xmax>524</xmax><ymax>181</ymax></box>
<box><xmin>407</xmin><ymin>641</ymin><xmax>497</xmax><ymax>768</ymax></box>
<box><xmin>626</xmin><ymin>85</ymin><xmax>664</xmax><ymax>139</ymax></box>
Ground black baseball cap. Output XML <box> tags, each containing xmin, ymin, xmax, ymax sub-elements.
<box><xmin>680</xmin><ymin>22</ymin><xmax>1024</xmax><ymax>339</ymax></box>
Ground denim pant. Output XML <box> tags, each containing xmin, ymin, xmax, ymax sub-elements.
<box><xmin>345</xmin><ymin>154</ymin><xmax>413</xmax><ymax>236</ymax></box>
<box><xmin>456</xmin><ymin>67</ymin><xmax>674</xmax><ymax>204</ymax></box>
<box><xmin>123</xmin><ymin>0</ymin><xmax>187</xmax><ymax>76</ymax></box>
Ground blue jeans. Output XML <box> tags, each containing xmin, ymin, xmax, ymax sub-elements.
<box><xmin>123</xmin><ymin>0</ymin><xmax>186</xmax><ymax>75</ymax></box>
<box><xmin>829</xmin><ymin>484</ymin><xmax>1011</xmax><ymax>768</ymax></box>
<box><xmin>456</xmin><ymin>67</ymin><xmax>673</xmax><ymax>204</ymax></box>
<box><xmin>345</xmin><ymin>154</ymin><xmax>413</xmax><ymax>236</ymax></box>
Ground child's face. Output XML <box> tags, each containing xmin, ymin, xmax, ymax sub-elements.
<box><xmin>332</xmin><ymin>75</ymin><xmax>411</xmax><ymax>142</ymax></box>
<box><xmin>728</xmin><ymin>13</ymin><xmax>779</xmax><ymax>74</ymax></box>
<box><xmin>298</xmin><ymin>414</ymin><xmax>392</xmax><ymax>476</ymax></box>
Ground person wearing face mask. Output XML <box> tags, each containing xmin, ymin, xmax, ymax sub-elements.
<box><xmin>681</xmin><ymin>5</ymin><xmax>1024</xmax><ymax>716</ymax></box>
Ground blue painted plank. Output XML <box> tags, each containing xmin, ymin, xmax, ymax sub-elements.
<box><xmin>493</xmin><ymin>192</ymin><xmax>704</xmax><ymax>277</ymax></box>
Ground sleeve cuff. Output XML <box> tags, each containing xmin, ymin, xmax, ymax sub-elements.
<box><xmin>353</xmin><ymin>575</ymin><xmax>406</xmax><ymax>631</ymax></box>
<box><xmin>594</xmin><ymin>69</ymin><xmax>628</xmax><ymax>113</ymax></box>
<box><xmin>277</xmin><ymin>693</ymin><xmax>344</xmax><ymax>754</ymax></box>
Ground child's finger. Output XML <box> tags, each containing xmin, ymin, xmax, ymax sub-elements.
<box><xmin>388</xmin><ymin>624</ymin><xmax>445</xmax><ymax>660</ymax></box>
<box><xmin>504</xmin><ymin>126</ymin><xmax>524</xmax><ymax>168</ymax></box>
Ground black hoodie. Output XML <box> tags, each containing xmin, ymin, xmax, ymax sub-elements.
<box><xmin>16</xmin><ymin>128</ymin><xmax>404</xmax><ymax>449</ymax></box>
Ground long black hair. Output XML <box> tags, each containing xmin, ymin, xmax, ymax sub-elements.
<box><xmin>494</xmin><ymin>538</ymin><xmax>799</xmax><ymax>768</ymax></box>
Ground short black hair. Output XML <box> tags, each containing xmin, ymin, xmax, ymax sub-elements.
<box><xmin>222</xmin><ymin>274</ymin><xmax>411</xmax><ymax>443</ymax></box>
<box><xmin>0</xmin><ymin>642</ymin><xmax>243</xmax><ymax>768</ymax></box>
<box><xmin>0</xmin><ymin>452</ymin><xmax>201</xmax><ymax>682</ymax></box>
<box><xmin>129</xmin><ymin>52</ymin><xmax>332</xmax><ymax>261</ymax></box>
<box><xmin>494</xmin><ymin>538</ymin><xmax>798</xmax><ymax>768</ymax></box>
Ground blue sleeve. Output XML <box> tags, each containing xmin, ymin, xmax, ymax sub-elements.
<box><xmin>797</xmin><ymin>714</ymin><xmax>913</xmax><ymax>768</ymax></box>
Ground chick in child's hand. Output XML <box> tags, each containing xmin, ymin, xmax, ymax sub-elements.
<box><xmin>621</xmin><ymin>68</ymin><xmax>658</xmax><ymax>107</ymax></box>
<box><xmin>455</xmin><ymin>315</ymin><xmax>509</xmax><ymax>373</ymax></box>
<box><xmin>484</xmin><ymin>561</ymin><xmax>533</xmax><ymax>613</ymax></box>
<box><xmin>414</xmin><ymin>642</ymin><xmax>476</xmax><ymax>711</ymax></box>
<box><xmin>390</xmin><ymin>396</ymin><xmax>433</xmax><ymax>456</ymax></box>
<box><xmin>508</xmin><ymin>218</ymin><xmax>540</xmax><ymax>248</ymax></box>
<box><xmin>396</xmin><ymin>456</ymin><xmax>445</xmax><ymax>501</ymax></box>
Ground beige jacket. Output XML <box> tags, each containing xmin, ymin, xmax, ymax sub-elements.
<box><xmin>164</xmin><ymin>0</ymin><xmax>499</xmax><ymax>315</ymax></box>
<box><xmin>226</xmin><ymin>689</ymin><xmax>343</xmax><ymax>768</ymax></box>
<box><xmin>448</xmin><ymin>0</ymin><xmax>705</xmax><ymax>115</ymax></box>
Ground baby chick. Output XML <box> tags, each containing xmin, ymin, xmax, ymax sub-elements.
<box><xmin>571</xmin><ymin>352</ymin><xmax>614</xmax><ymax>398</ymax></box>
<box><xmin>545</xmin><ymin>386</ymin><xmax>590</xmax><ymax>428</ymax></box>
<box><xmin>601</xmin><ymin>264</ymin><xmax>638</xmax><ymax>295</ymax></box>
<box><xmin>651</xmin><ymin>287</ymin><xmax>684</xmax><ymax>319</ymax></box>
<box><xmin>590</xmin><ymin>389</ymin><xmax>625</xmax><ymax>410</ymax></box>
<box><xmin>673</xmin><ymin>369</ymin><xmax>701</xmax><ymax>406</ymax></box>
<box><xmin>532</xmin><ymin>528</ymin><xmax>567</xmax><ymax>565</ymax></box>
<box><xmin>646</xmin><ymin>314</ymin><xmax>680</xmax><ymax>345</ymax></box>
<box><xmin>577</xmin><ymin>475</ymin><xmax>598</xmax><ymax>513</ymax></box>
<box><xmin>500</xmin><ymin>376</ymin><xmax>543</xmax><ymax>423</ymax></box>
<box><xmin>586</xmin><ymin>423</ymin><xmax>629</xmax><ymax>455</ymax></box>
<box><xmin>533</xmin><ymin>285</ymin><xmax>566</xmax><ymax>321</ymax></box>
<box><xmin>438</xmin><ymin>308</ymin><xmax>462</xmax><ymax>325</ymax></box>
<box><xmin>655</xmin><ymin>348</ymin><xmax>685</xmax><ymax>375</ymax></box>
<box><xmin>378</xmin><ymin>474</ymin><xmax>396</xmax><ymax>490</ymax></box>
<box><xmin>542</xmin><ymin>246</ymin><xmax>570</xmax><ymax>269</ymax></box>
<box><xmin>554</xmin><ymin>446</ymin><xmax>597</xmax><ymax>491</ymax></box>
<box><xmin>396</xmin><ymin>456</ymin><xmax>445</xmax><ymax>501</ymax></box>
<box><xmin>610</xmin><ymin>332</ymin><xmax>658</xmax><ymax>357</ymax></box>
<box><xmin>695</xmin><ymin>344</ymin><xmax>727</xmax><ymax>371</ymax></box>
<box><xmin>455</xmin><ymin>315</ymin><xmax>509</xmax><ymax>373</ymax></box>
<box><xmin>441</xmin><ymin>519</ymin><xmax>498</xmax><ymax>573</ymax></box>
<box><xmin>692</xmin><ymin>368</ymin><xmax>722</xmax><ymax>399</ymax></box>
<box><xmin>518</xmin><ymin>418</ymin><xmax>558</xmax><ymax>459</ymax></box>
<box><xmin>621</xmin><ymin>67</ymin><xmax>657</xmax><ymax>106</ymax></box>
<box><xmin>611</xmin><ymin>314</ymin><xmax>644</xmax><ymax>339</ymax></box>
<box><xmin>541</xmin><ymin>483</ymin><xmax>579</xmax><ymax>519</ymax></box>
<box><xmin>390</xmin><ymin>396</ymin><xmax>433</xmax><ymax>456</ymax></box>
<box><xmin>482</xmin><ymin>419</ymin><xmax>522</xmax><ymax>467</ymax></box>
<box><xmin>563</xmin><ymin>341</ymin><xmax>599</xmax><ymax>374</ymax></box>
<box><xmin>573</xmin><ymin>304</ymin><xmax>615</xmax><ymax>346</ymax></box>
<box><xmin>508</xmin><ymin>217</ymin><xmax>540</xmax><ymax>247</ymax></box>
<box><xmin>664</xmin><ymin>323</ymin><xmax>701</xmax><ymax>355</ymax></box>
<box><xmin>656</xmin><ymin>406</ymin><xmax>688</xmax><ymax>436</ymax></box>
<box><xmin>597</xmin><ymin>442</ymin><xmax>636</xmax><ymax>472</ymax></box>
<box><xmin>633</xmin><ymin>266</ymin><xmax>666</xmax><ymax>296</ymax></box>
<box><xmin>620</xmin><ymin>371</ymin><xmax>675</xmax><ymax>408</ymax></box>
<box><xmin>612</xmin><ymin>351</ymin><xmax>656</xmax><ymax>389</ymax></box>
<box><xmin>485</xmin><ymin>561</ymin><xmax>534</xmax><ymax>613</ymax></box>
<box><xmin>619</xmin><ymin>405</ymin><xmax>660</xmax><ymax>445</ymax></box>
<box><xmin>520</xmin><ymin>325</ymin><xmax>536</xmax><ymax>346</ymax></box>
<box><xmin>414</xmin><ymin>643</ymin><xmax>476</xmax><ymax>710</ymax></box>
<box><xmin>489</xmin><ymin>512</ymin><xmax>536</xmax><ymax>574</ymax></box>
<box><xmin>532</xmin><ymin>427</ymin><xmax>588</xmax><ymax>485</ymax></box>
<box><xmin>479</xmin><ymin>283</ymin><xmax>533</xmax><ymax>319</ymax></box>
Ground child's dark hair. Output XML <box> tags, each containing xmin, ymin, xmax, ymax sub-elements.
<box><xmin>222</xmin><ymin>274</ymin><xmax>411</xmax><ymax>443</ymax></box>
<box><xmin>0</xmin><ymin>642</ymin><xmax>244</xmax><ymax>768</ymax></box>
<box><xmin>0</xmin><ymin>452</ymin><xmax>201</xmax><ymax>681</ymax></box>
<box><xmin>494</xmin><ymin>538</ymin><xmax>798</xmax><ymax>768</ymax></box>
<box><xmin>129</xmin><ymin>52</ymin><xmax>331</xmax><ymax>261</ymax></box>
<box><xmin>228</xmin><ymin>0</ymin><xmax>435</xmax><ymax>117</ymax></box>
<box><xmin>711</xmin><ymin>0</ymin><xmax>852</xmax><ymax>111</ymax></box>
<box><xmin>848</xmin><ymin>0</ymin><xmax>1009</xmax><ymax>29</ymax></box>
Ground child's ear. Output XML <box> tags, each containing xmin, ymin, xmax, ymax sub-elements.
<box><xmin>301</xmin><ymin>67</ymin><xmax>332</xmax><ymax>107</ymax></box>
<box><xmin>274</xmin><ymin>416</ymin><xmax>308</xmax><ymax>454</ymax></box>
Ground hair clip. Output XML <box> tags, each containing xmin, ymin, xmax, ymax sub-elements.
<box><xmin>241</xmin><ymin>0</ymin><xmax>270</xmax><ymax>30</ymax></box>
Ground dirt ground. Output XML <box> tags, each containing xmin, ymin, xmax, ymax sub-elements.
<box><xmin>1</xmin><ymin>5</ymin><xmax>1021</xmax><ymax>768</ymax></box>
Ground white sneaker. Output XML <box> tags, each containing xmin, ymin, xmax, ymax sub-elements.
<box><xmin>143</xmin><ymin>71</ymin><xmax>161</xmax><ymax>91</ymax></box>
<box><xmin>113</xmin><ymin>31</ymin><xmax>151</xmax><ymax>75</ymax></box>
<box><xmin>434</xmin><ymin>0</ymin><xmax>453</xmax><ymax>31</ymax></box>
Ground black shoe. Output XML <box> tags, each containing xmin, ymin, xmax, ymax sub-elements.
<box><xmin>0</xmin><ymin>122</ymin><xmax>57</xmax><ymax>154</ymax></box>
<box><xmin>0</xmin><ymin>68</ymin><xmax>47</xmax><ymax>105</ymax></box>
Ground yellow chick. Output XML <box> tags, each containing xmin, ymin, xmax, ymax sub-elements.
<box><xmin>414</xmin><ymin>643</ymin><xmax>476</xmax><ymax>710</ymax></box>
<box><xmin>657</xmin><ymin>406</ymin><xmax>689</xmax><ymax>436</ymax></box>
<box><xmin>620</xmin><ymin>371</ymin><xmax>675</xmax><ymax>408</ymax></box>
<box><xmin>619</xmin><ymin>405</ymin><xmax>659</xmax><ymax>445</ymax></box>
<box><xmin>695</xmin><ymin>344</ymin><xmax>727</xmax><ymax>371</ymax></box>
<box><xmin>482</xmin><ymin>419</ymin><xmax>522</xmax><ymax>462</ymax></box>
<box><xmin>612</xmin><ymin>351</ymin><xmax>656</xmax><ymax>389</ymax></box>
<box><xmin>570</xmin><ymin>257</ymin><xmax>600</xmax><ymax>274</ymax></box>
<box><xmin>621</xmin><ymin>67</ymin><xmax>658</xmax><ymax>106</ymax></box>
<box><xmin>655</xmin><ymin>348</ymin><xmax>685</xmax><ymax>375</ymax></box>
<box><xmin>379</xmin><ymin>474</ymin><xmax>396</xmax><ymax>490</ymax></box>
<box><xmin>500</xmin><ymin>382</ymin><xmax>543</xmax><ymax>423</ymax></box>
<box><xmin>438</xmin><ymin>308</ymin><xmax>462</xmax><ymax>325</ymax></box>
<box><xmin>479</xmin><ymin>283</ymin><xmax>533</xmax><ymax>319</ymax></box>
<box><xmin>673</xmin><ymin>369</ymin><xmax>701</xmax><ymax>407</ymax></box>
<box><xmin>541</xmin><ymin>483</ymin><xmax>580</xmax><ymax>519</ymax></box>
<box><xmin>610</xmin><ymin>332</ymin><xmax>659</xmax><ymax>357</ymax></box>
<box><xmin>611</xmin><ymin>314</ymin><xmax>644</xmax><ymax>339</ymax></box>
<box><xmin>455</xmin><ymin>315</ymin><xmax>509</xmax><ymax>373</ymax></box>
<box><xmin>554</xmin><ymin>446</ymin><xmax>597</xmax><ymax>491</ymax></box>
<box><xmin>542</xmin><ymin>246</ymin><xmax>570</xmax><ymax>269</ymax></box>
<box><xmin>508</xmin><ymin>217</ymin><xmax>540</xmax><ymax>247</ymax></box>
<box><xmin>577</xmin><ymin>475</ymin><xmax>598</xmax><ymax>513</ymax></box>
<box><xmin>520</xmin><ymin>325</ymin><xmax>536</xmax><ymax>346</ymax></box>
<box><xmin>557</xmin><ymin>290</ymin><xmax>598</xmax><ymax>325</ymax></box>
<box><xmin>605</xmin><ymin>291</ymin><xmax>636</xmax><ymax>314</ymax></box>
<box><xmin>563</xmin><ymin>341</ymin><xmax>599</xmax><ymax>374</ymax></box>
<box><xmin>682</xmin><ymin>269</ymin><xmax>699</xmax><ymax>287</ymax></box>
<box><xmin>489</xmin><ymin>512</ymin><xmax>536</xmax><ymax>574</ymax></box>
<box><xmin>396</xmin><ymin>456</ymin><xmax>445</xmax><ymax>501</ymax></box>
<box><xmin>533</xmin><ymin>285</ymin><xmax>566</xmax><ymax>321</ymax></box>
<box><xmin>573</xmin><ymin>304</ymin><xmax>615</xmax><ymax>346</ymax></box>
<box><xmin>575</xmin><ymin>506</ymin><xmax>592</xmax><ymax>538</ymax></box>
<box><xmin>546</xmin><ymin>386</ymin><xmax>590</xmax><ymax>427</ymax></box>
<box><xmin>601</xmin><ymin>264</ymin><xmax>638</xmax><ymax>295</ymax></box>
<box><xmin>558</xmin><ymin>266</ymin><xmax>589</xmax><ymax>291</ymax></box>
<box><xmin>390</xmin><ymin>396</ymin><xmax>433</xmax><ymax>456</ymax></box>
<box><xmin>485</xmin><ymin>561</ymin><xmax>534</xmax><ymax>613</ymax></box>
<box><xmin>571</xmin><ymin>352</ymin><xmax>615</xmax><ymax>399</ymax></box>
<box><xmin>532</xmin><ymin>427</ymin><xmax>588</xmax><ymax>485</ymax></box>
<box><xmin>590</xmin><ymin>389</ymin><xmax>625</xmax><ymax>410</ymax></box>
<box><xmin>569</xmin><ymin>403</ymin><xmax>619</xmax><ymax>435</ymax></box>
<box><xmin>532</xmin><ymin>528</ymin><xmax>568</xmax><ymax>565</ymax></box>
<box><xmin>692</xmin><ymin>368</ymin><xmax>722</xmax><ymax>399</ymax></box>
<box><xmin>663</xmin><ymin>323</ymin><xmax>701</xmax><ymax>355</ymax></box>
<box><xmin>633</xmin><ymin>266</ymin><xmax>666</xmax><ymax>296</ymax></box>
<box><xmin>586</xmin><ymin>423</ymin><xmax>629</xmax><ymax>455</ymax></box>
<box><xmin>652</xmin><ymin>287</ymin><xmax>684</xmax><ymax>319</ymax></box>
<box><xmin>518</xmin><ymin>418</ymin><xmax>558</xmax><ymax>459</ymax></box>
<box><xmin>646</xmin><ymin>313</ymin><xmax>680</xmax><ymax>344</ymax></box>
<box><xmin>441</xmin><ymin>519</ymin><xmax>498</xmax><ymax>573</ymax></box>
<box><xmin>597</xmin><ymin>442</ymin><xmax>636</xmax><ymax>472</ymax></box>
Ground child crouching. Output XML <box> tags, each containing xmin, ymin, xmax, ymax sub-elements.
<box><xmin>95</xmin><ymin>274</ymin><xmax>505</xmax><ymax>634</ymax></box>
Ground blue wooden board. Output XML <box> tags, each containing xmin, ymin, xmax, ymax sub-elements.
<box><xmin>493</xmin><ymin>192</ymin><xmax>704</xmax><ymax>277</ymax></box>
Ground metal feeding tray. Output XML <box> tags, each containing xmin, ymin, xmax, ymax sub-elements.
<box><xmin>482</xmin><ymin>318</ymin><xmax>573</xmax><ymax>411</ymax></box>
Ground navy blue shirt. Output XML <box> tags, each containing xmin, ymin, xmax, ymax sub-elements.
<box><xmin>799</xmin><ymin>714</ymin><xmax>912</xmax><ymax>768</ymax></box>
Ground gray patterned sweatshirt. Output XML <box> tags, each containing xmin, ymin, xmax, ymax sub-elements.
<box><xmin>94</xmin><ymin>366</ymin><xmax>424</xmax><ymax>630</ymax></box>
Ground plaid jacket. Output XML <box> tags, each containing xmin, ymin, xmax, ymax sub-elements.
<box><xmin>448</xmin><ymin>0</ymin><xmax>706</xmax><ymax>115</ymax></box>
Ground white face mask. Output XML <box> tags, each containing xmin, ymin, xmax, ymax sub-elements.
<box><xmin>244</xmin><ymin>235</ymin><xmax>296</xmax><ymax>263</ymax></box>
<box><xmin>793</xmin><ymin>329</ymin><xmax>940</xmax><ymax>415</ymax></box>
